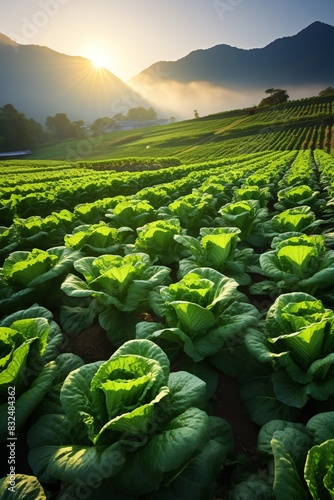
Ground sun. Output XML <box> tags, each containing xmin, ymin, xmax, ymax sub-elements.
<box><xmin>87</xmin><ymin>47</ymin><xmax>108</xmax><ymax>69</ymax></box>
<box><xmin>91</xmin><ymin>54</ymin><xmax>105</xmax><ymax>69</ymax></box>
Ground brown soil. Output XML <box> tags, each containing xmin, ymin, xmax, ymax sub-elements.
<box><xmin>61</xmin><ymin>321</ymin><xmax>116</xmax><ymax>363</ymax></box>
<box><xmin>211</xmin><ymin>372</ymin><xmax>259</xmax><ymax>458</ymax></box>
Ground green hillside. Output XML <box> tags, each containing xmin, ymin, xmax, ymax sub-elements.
<box><xmin>30</xmin><ymin>94</ymin><xmax>334</xmax><ymax>163</ymax></box>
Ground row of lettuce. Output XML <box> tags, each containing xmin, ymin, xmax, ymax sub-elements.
<box><xmin>0</xmin><ymin>150</ymin><xmax>285</xmax><ymax>259</ymax></box>
<box><xmin>185</xmin><ymin>124</ymin><xmax>334</xmax><ymax>165</ymax></box>
<box><xmin>1</xmin><ymin>149</ymin><xmax>334</xmax><ymax>499</ymax></box>
<box><xmin>0</xmin><ymin>151</ymin><xmax>272</xmax><ymax>225</ymax></box>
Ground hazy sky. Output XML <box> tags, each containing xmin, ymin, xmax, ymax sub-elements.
<box><xmin>1</xmin><ymin>0</ymin><xmax>334</xmax><ymax>81</ymax></box>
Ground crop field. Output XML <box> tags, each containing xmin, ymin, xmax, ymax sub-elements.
<box><xmin>30</xmin><ymin>95</ymin><xmax>334</xmax><ymax>165</ymax></box>
<box><xmin>1</xmin><ymin>142</ymin><xmax>334</xmax><ymax>497</ymax></box>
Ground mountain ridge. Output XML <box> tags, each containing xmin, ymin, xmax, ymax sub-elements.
<box><xmin>132</xmin><ymin>21</ymin><xmax>334</xmax><ymax>87</ymax></box>
<box><xmin>0</xmin><ymin>36</ymin><xmax>147</xmax><ymax>124</ymax></box>
<box><xmin>129</xmin><ymin>21</ymin><xmax>334</xmax><ymax>117</ymax></box>
<box><xmin>1</xmin><ymin>21</ymin><xmax>333</xmax><ymax>123</ymax></box>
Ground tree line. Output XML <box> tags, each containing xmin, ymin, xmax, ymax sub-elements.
<box><xmin>0</xmin><ymin>105</ymin><xmax>157</xmax><ymax>153</ymax></box>
<box><xmin>0</xmin><ymin>104</ymin><xmax>44</xmax><ymax>152</ymax></box>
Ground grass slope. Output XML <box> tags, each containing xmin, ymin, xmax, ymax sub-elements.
<box><xmin>31</xmin><ymin>95</ymin><xmax>334</xmax><ymax>163</ymax></box>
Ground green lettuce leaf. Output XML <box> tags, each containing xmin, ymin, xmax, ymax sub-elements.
<box><xmin>167</xmin><ymin>371</ymin><xmax>206</xmax><ymax>416</ymax></box>
<box><xmin>271</xmin><ymin>436</ymin><xmax>309</xmax><ymax>500</ymax></box>
<box><xmin>304</xmin><ymin>439</ymin><xmax>334</xmax><ymax>500</ymax></box>
<box><xmin>65</xmin><ymin>223</ymin><xmax>133</xmax><ymax>255</ymax></box>
<box><xmin>109</xmin><ymin>408</ymin><xmax>210</xmax><ymax>495</ymax></box>
<box><xmin>155</xmin><ymin>417</ymin><xmax>233</xmax><ymax>500</ymax></box>
<box><xmin>239</xmin><ymin>377</ymin><xmax>300</xmax><ymax>425</ymax></box>
<box><xmin>0</xmin><ymin>474</ymin><xmax>46</xmax><ymax>499</ymax></box>
<box><xmin>106</xmin><ymin>199</ymin><xmax>155</xmax><ymax>229</ymax></box>
<box><xmin>134</xmin><ymin>219</ymin><xmax>182</xmax><ymax>264</ymax></box>
<box><xmin>270</xmin><ymin>206</ymin><xmax>319</xmax><ymax>234</ymax></box>
<box><xmin>306</xmin><ymin>412</ymin><xmax>334</xmax><ymax>444</ymax></box>
<box><xmin>28</xmin><ymin>413</ymin><xmax>126</xmax><ymax>484</ymax></box>
<box><xmin>0</xmin><ymin>361</ymin><xmax>57</xmax><ymax>441</ymax></box>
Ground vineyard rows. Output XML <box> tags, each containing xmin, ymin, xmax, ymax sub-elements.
<box><xmin>0</xmin><ymin>149</ymin><xmax>334</xmax><ymax>498</ymax></box>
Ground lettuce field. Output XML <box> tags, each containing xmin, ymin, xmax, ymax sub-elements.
<box><xmin>0</xmin><ymin>147</ymin><xmax>334</xmax><ymax>499</ymax></box>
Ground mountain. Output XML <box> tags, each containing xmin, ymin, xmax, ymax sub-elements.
<box><xmin>0</xmin><ymin>35</ymin><xmax>146</xmax><ymax>124</ymax></box>
<box><xmin>1</xmin><ymin>22</ymin><xmax>333</xmax><ymax>124</ymax></box>
<box><xmin>131</xmin><ymin>22</ymin><xmax>334</xmax><ymax>117</ymax></box>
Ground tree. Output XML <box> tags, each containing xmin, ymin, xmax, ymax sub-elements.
<box><xmin>45</xmin><ymin>113</ymin><xmax>76</xmax><ymax>140</ymax></box>
<box><xmin>146</xmin><ymin>107</ymin><xmax>157</xmax><ymax>121</ymax></box>
<box><xmin>0</xmin><ymin>104</ymin><xmax>44</xmax><ymax>152</ymax></box>
<box><xmin>72</xmin><ymin>120</ymin><xmax>86</xmax><ymax>138</ymax></box>
<box><xmin>90</xmin><ymin>117</ymin><xmax>114</xmax><ymax>136</ymax></box>
<box><xmin>258</xmin><ymin>88</ymin><xmax>289</xmax><ymax>107</ymax></box>
<box><xmin>126</xmin><ymin>107</ymin><xmax>157</xmax><ymax>122</ymax></box>
<box><xmin>194</xmin><ymin>109</ymin><xmax>199</xmax><ymax>119</ymax></box>
<box><xmin>113</xmin><ymin>112</ymin><xmax>126</xmax><ymax>122</ymax></box>
<box><xmin>27</xmin><ymin>118</ymin><xmax>44</xmax><ymax>144</ymax></box>
<box><xmin>2</xmin><ymin>103</ymin><xmax>18</xmax><ymax>118</ymax></box>
<box><xmin>318</xmin><ymin>87</ymin><xmax>334</xmax><ymax>97</ymax></box>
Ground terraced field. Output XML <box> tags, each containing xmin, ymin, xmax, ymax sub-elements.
<box><xmin>30</xmin><ymin>94</ymin><xmax>334</xmax><ymax>164</ymax></box>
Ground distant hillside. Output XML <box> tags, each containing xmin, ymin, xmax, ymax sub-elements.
<box><xmin>131</xmin><ymin>22</ymin><xmax>334</xmax><ymax>117</ymax></box>
<box><xmin>0</xmin><ymin>34</ymin><xmax>147</xmax><ymax>124</ymax></box>
<box><xmin>30</xmin><ymin>94</ymin><xmax>334</xmax><ymax>163</ymax></box>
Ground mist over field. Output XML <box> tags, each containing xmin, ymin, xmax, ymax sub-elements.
<box><xmin>129</xmin><ymin>79</ymin><xmax>327</xmax><ymax>120</ymax></box>
<box><xmin>130</xmin><ymin>80</ymin><xmax>262</xmax><ymax>119</ymax></box>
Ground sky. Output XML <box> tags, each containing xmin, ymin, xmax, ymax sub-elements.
<box><xmin>1</xmin><ymin>0</ymin><xmax>334</xmax><ymax>81</ymax></box>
